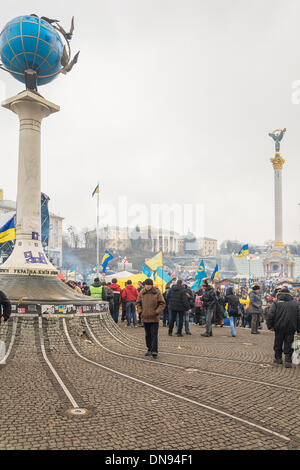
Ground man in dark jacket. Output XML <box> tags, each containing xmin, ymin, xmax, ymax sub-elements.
<box><xmin>109</xmin><ymin>279</ymin><xmax>122</xmax><ymax>323</ymax></box>
<box><xmin>0</xmin><ymin>290</ymin><xmax>11</xmax><ymax>323</ymax></box>
<box><xmin>267</xmin><ymin>287</ymin><xmax>300</xmax><ymax>368</ymax></box>
<box><xmin>249</xmin><ymin>285</ymin><xmax>262</xmax><ymax>334</ymax></box>
<box><xmin>201</xmin><ymin>280</ymin><xmax>216</xmax><ymax>337</ymax></box>
<box><xmin>224</xmin><ymin>287</ymin><xmax>240</xmax><ymax>337</ymax></box>
<box><xmin>162</xmin><ymin>286</ymin><xmax>170</xmax><ymax>327</ymax></box>
<box><xmin>168</xmin><ymin>280</ymin><xmax>190</xmax><ymax>337</ymax></box>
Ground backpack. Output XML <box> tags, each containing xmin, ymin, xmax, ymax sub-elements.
<box><xmin>195</xmin><ymin>295</ymin><xmax>202</xmax><ymax>308</ymax></box>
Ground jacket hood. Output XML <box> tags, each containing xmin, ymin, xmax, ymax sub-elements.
<box><xmin>277</xmin><ymin>293</ymin><xmax>294</xmax><ymax>302</ymax></box>
<box><xmin>110</xmin><ymin>283</ymin><xmax>120</xmax><ymax>290</ymax></box>
<box><xmin>126</xmin><ymin>285</ymin><xmax>136</xmax><ymax>291</ymax></box>
<box><xmin>171</xmin><ymin>285</ymin><xmax>182</xmax><ymax>292</ymax></box>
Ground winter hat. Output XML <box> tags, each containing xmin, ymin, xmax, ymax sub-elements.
<box><xmin>144</xmin><ymin>278</ymin><xmax>154</xmax><ymax>286</ymax></box>
<box><xmin>252</xmin><ymin>285</ymin><xmax>260</xmax><ymax>291</ymax></box>
<box><xmin>280</xmin><ymin>287</ymin><xmax>290</xmax><ymax>293</ymax></box>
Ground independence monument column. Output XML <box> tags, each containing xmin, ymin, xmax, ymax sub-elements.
<box><xmin>269</xmin><ymin>128</ymin><xmax>286</xmax><ymax>248</ymax></box>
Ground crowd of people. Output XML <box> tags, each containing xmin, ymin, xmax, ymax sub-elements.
<box><xmin>0</xmin><ymin>275</ymin><xmax>299</xmax><ymax>367</ymax></box>
<box><xmin>60</xmin><ymin>276</ymin><xmax>300</xmax><ymax>366</ymax></box>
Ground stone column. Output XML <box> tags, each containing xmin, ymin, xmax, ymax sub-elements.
<box><xmin>1</xmin><ymin>91</ymin><xmax>59</xmax><ymax>274</ymax></box>
<box><xmin>270</xmin><ymin>155</ymin><xmax>285</xmax><ymax>249</ymax></box>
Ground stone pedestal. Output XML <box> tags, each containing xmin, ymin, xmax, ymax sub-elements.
<box><xmin>0</xmin><ymin>91</ymin><xmax>108</xmax><ymax>313</ymax></box>
<box><xmin>2</xmin><ymin>91</ymin><xmax>59</xmax><ymax>275</ymax></box>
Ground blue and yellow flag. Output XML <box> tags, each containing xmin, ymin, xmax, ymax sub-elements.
<box><xmin>92</xmin><ymin>184</ymin><xmax>100</xmax><ymax>197</ymax></box>
<box><xmin>154</xmin><ymin>267</ymin><xmax>172</xmax><ymax>292</ymax></box>
<box><xmin>145</xmin><ymin>251</ymin><xmax>163</xmax><ymax>271</ymax></box>
<box><xmin>191</xmin><ymin>260</ymin><xmax>207</xmax><ymax>291</ymax></box>
<box><xmin>210</xmin><ymin>264</ymin><xmax>219</xmax><ymax>282</ymax></box>
<box><xmin>142</xmin><ymin>264</ymin><xmax>152</xmax><ymax>278</ymax></box>
<box><xmin>236</xmin><ymin>244</ymin><xmax>249</xmax><ymax>257</ymax></box>
<box><xmin>101</xmin><ymin>250</ymin><xmax>114</xmax><ymax>273</ymax></box>
<box><xmin>0</xmin><ymin>217</ymin><xmax>16</xmax><ymax>244</ymax></box>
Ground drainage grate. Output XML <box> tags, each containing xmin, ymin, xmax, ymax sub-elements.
<box><xmin>66</xmin><ymin>408</ymin><xmax>90</xmax><ymax>417</ymax></box>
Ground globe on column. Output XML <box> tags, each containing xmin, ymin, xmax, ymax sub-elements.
<box><xmin>0</xmin><ymin>16</ymin><xmax>64</xmax><ymax>86</ymax></box>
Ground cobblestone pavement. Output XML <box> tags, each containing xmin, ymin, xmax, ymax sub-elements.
<box><xmin>0</xmin><ymin>314</ymin><xmax>299</xmax><ymax>450</ymax></box>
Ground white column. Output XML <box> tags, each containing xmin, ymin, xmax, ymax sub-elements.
<box><xmin>1</xmin><ymin>91</ymin><xmax>59</xmax><ymax>275</ymax></box>
<box><xmin>274</xmin><ymin>168</ymin><xmax>283</xmax><ymax>245</ymax></box>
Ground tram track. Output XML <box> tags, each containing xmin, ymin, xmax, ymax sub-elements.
<box><xmin>0</xmin><ymin>318</ymin><xmax>18</xmax><ymax>365</ymax></box>
<box><xmin>103</xmin><ymin>314</ymin><xmax>295</xmax><ymax>368</ymax></box>
<box><xmin>62</xmin><ymin>318</ymin><xmax>292</xmax><ymax>445</ymax></box>
<box><xmin>84</xmin><ymin>317</ymin><xmax>300</xmax><ymax>393</ymax></box>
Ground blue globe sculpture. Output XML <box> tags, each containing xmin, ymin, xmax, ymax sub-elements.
<box><xmin>0</xmin><ymin>15</ymin><xmax>64</xmax><ymax>86</ymax></box>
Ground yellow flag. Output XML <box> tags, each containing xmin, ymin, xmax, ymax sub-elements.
<box><xmin>146</xmin><ymin>251</ymin><xmax>163</xmax><ymax>271</ymax></box>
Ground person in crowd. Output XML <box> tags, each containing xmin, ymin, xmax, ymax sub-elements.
<box><xmin>267</xmin><ymin>287</ymin><xmax>300</xmax><ymax>368</ymax></box>
<box><xmin>194</xmin><ymin>288</ymin><xmax>204</xmax><ymax>325</ymax></box>
<box><xmin>181</xmin><ymin>283</ymin><xmax>194</xmax><ymax>335</ymax></box>
<box><xmin>249</xmin><ymin>285</ymin><xmax>262</xmax><ymax>334</ymax></box>
<box><xmin>224</xmin><ymin>287</ymin><xmax>240</xmax><ymax>337</ymax></box>
<box><xmin>89</xmin><ymin>278</ymin><xmax>103</xmax><ymax>298</ymax></box>
<box><xmin>81</xmin><ymin>282</ymin><xmax>90</xmax><ymax>296</ymax></box>
<box><xmin>102</xmin><ymin>282</ymin><xmax>114</xmax><ymax>316</ymax></box>
<box><xmin>215</xmin><ymin>289</ymin><xmax>225</xmax><ymax>327</ymax></box>
<box><xmin>137</xmin><ymin>281</ymin><xmax>145</xmax><ymax>325</ymax></box>
<box><xmin>168</xmin><ymin>280</ymin><xmax>191</xmax><ymax>337</ymax></box>
<box><xmin>201</xmin><ymin>279</ymin><xmax>217</xmax><ymax>337</ymax></box>
<box><xmin>121</xmin><ymin>282</ymin><xmax>128</xmax><ymax>322</ymax></box>
<box><xmin>136</xmin><ymin>279</ymin><xmax>166</xmax><ymax>359</ymax></box>
<box><xmin>162</xmin><ymin>286</ymin><xmax>170</xmax><ymax>327</ymax></box>
<box><xmin>0</xmin><ymin>290</ymin><xmax>11</xmax><ymax>324</ymax></box>
<box><xmin>109</xmin><ymin>278</ymin><xmax>122</xmax><ymax>323</ymax></box>
<box><xmin>122</xmin><ymin>280</ymin><xmax>139</xmax><ymax>327</ymax></box>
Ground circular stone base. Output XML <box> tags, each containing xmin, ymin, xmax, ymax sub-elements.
<box><xmin>0</xmin><ymin>274</ymin><xmax>108</xmax><ymax>314</ymax></box>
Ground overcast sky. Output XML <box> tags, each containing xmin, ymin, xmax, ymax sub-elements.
<box><xmin>1</xmin><ymin>0</ymin><xmax>300</xmax><ymax>245</ymax></box>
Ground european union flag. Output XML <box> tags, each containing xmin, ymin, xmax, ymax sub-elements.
<box><xmin>101</xmin><ymin>250</ymin><xmax>114</xmax><ymax>273</ymax></box>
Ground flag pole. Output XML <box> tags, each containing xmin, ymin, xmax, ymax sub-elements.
<box><xmin>96</xmin><ymin>182</ymin><xmax>100</xmax><ymax>278</ymax></box>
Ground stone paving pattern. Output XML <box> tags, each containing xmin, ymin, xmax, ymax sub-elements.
<box><xmin>0</xmin><ymin>314</ymin><xmax>299</xmax><ymax>450</ymax></box>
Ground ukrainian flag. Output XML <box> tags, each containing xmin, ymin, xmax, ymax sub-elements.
<box><xmin>236</xmin><ymin>244</ymin><xmax>249</xmax><ymax>257</ymax></box>
<box><xmin>101</xmin><ymin>250</ymin><xmax>114</xmax><ymax>273</ymax></box>
<box><xmin>0</xmin><ymin>217</ymin><xmax>16</xmax><ymax>244</ymax></box>
<box><xmin>142</xmin><ymin>264</ymin><xmax>152</xmax><ymax>278</ymax></box>
<box><xmin>155</xmin><ymin>267</ymin><xmax>172</xmax><ymax>292</ymax></box>
<box><xmin>92</xmin><ymin>184</ymin><xmax>100</xmax><ymax>197</ymax></box>
<box><xmin>210</xmin><ymin>264</ymin><xmax>219</xmax><ymax>282</ymax></box>
<box><xmin>146</xmin><ymin>251</ymin><xmax>163</xmax><ymax>271</ymax></box>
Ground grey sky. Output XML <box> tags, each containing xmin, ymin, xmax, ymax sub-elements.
<box><xmin>1</xmin><ymin>0</ymin><xmax>300</xmax><ymax>245</ymax></box>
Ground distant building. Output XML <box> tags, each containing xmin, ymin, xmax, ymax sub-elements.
<box><xmin>199</xmin><ymin>237</ymin><xmax>218</xmax><ymax>257</ymax></box>
<box><xmin>86</xmin><ymin>225</ymin><xmax>217</xmax><ymax>256</ymax></box>
<box><xmin>0</xmin><ymin>191</ymin><xmax>63</xmax><ymax>266</ymax></box>
<box><xmin>86</xmin><ymin>226</ymin><xmax>131</xmax><ymax>251</ymax></box>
